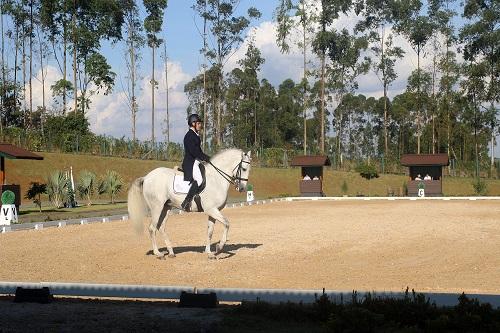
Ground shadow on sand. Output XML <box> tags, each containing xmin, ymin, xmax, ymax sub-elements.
<box><xmin>146</xmin><ymin>243</ymin><xmax>262</xmax><ymax>259</ymax></box>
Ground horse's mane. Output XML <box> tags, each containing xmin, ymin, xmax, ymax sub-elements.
<box><xmin>210</xmin><ymin>148</ymin><xmax>243</xmax><ymax>164</ymax></box>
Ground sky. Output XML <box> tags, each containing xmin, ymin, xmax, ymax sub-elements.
<box><xmin>9</xmin><ymin>0</ymin><xmax>500</xmax><ymax>157</ymax></box>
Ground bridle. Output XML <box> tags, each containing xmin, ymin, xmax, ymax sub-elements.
<box><xmin>208</xmin><ymin>156</ymin><xmax>251</xmax><ymax>190</ymax></box>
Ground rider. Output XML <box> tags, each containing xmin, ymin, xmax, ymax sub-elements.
<box><xmin>181</xmin><ymin>114</ymin><xmax>211</xmax><ymax>212</ymax></box>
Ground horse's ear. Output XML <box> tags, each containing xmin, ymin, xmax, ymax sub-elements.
<box><xmin>246</xmin><ymin>151</ymin><xmax>252</xmax><ymax>159</ymax></box>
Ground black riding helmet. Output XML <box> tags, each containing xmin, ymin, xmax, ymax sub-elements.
<box><xmin>188</xmin><ymin>113</ymin><xmax>202</xmax><ymax>126</ymax></box>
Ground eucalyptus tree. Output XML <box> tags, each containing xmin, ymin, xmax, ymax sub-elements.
<box><xmin>143</xmin><ymin>0</ymin><xmax>168</xmax><ymax>146</ymax></box>
<box><xmin>123</xmin><ymin>0</ymin><xmax>144</xmax><ymax>141</ymax></box>
<box><xmin>325</xmin><ymin>28</ymin><xmax>370</xmax><ymax>166</ymax></box>
<box><xmin>394</xmin><ymin>0</ymin><xmax>435</xmax><ymax>153</ymax></box>
<box><xmin>427</xmin><ymin>0</ymin><xmax>458</xmax><ymax>160</ymax></box>
<box><xmin>40</xmin><ymin>0</ymin><xmax>73</xmax><ymax>114</ymax></box>
<box><xmin>355</xmin><ymin>0</ymin><xmax>404</xmax><ymax>163</ymax></box>
<box><xmin>193</xmin><ymin>0</ymin><xmax>260</xmax><ymax>148</ymax></box>
<box><xmin>312</xmin><ymin>0</ymin><xmax>351</xmax><ymax>154</ymax></box>
<box><xmin>276</xmin><ymin>78</ymin><xmax>302</xmax><ymax>148</ymax></box>
<box><xmin>275</xmin><ymin>0</ymin><xmax>317</xmax><ymax>154</ymax></box>
<box><xmin>460</xmin><ymin>0</ymin><xmax>499</xmax><ymax>173</ymax></box>
<box><xmin>73</xmin><ymin>1</ymin><xmax>124</xmax><ymax>115</ymax></box>
<box><xmin>226</xmin><ymin>40</ymin><xmax>264</xmax><ymax>147</ymax></box>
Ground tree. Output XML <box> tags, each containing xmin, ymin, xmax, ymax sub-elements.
<box><xmin>143</xmin><ymin>0</ymin><xmax>167</xmax><ymax>147</ymax></box>
<box><xmin>123</xmin><ymin>0</ymin><xmax>144</xmax><ymax>141</ymax></box>
<box><xmin>355</xmin><ymin>0</ymin><xmax>404</xmax><ymax>164</ymax></box>
<box><xmin>395</xmin><ymin>1</ymin><xmax>435</xmax><ymax>153</ymax></box>
<box><xmin>77</xmin><ymin>170</ymin><xmax>96</xmax><ymax>206</ymax></box>
<box><xmin>460</xmin><ymin>0</ymin><xmax>499</xmax><ymax>174</ymax></box>
<box><xmin>98</xmin><ymin>170</ymin><xmax>123</xmax><ymax>204</ymax></box>
<box><xmin>40</xmin><ymin>0</ymin><xmax>73</xmax><ymax>114</ymax></box>
<box><xmin>25</xmin><ymin>181</ymin><xmax>46</xmax><ymax>212</ymax></box>
<box><xmin>325</xmin><ymin>28</ymin><xmax>370</xmax><ymax>166</ymax></box>
<box><xmin>194</xmin><ymin>0</ymin><xmax>260</xmax><ymax>148</ymax></box>
<box><xmin>46</xmin><ymin>170</ymin><xmax>69</xmax><ymax>208</ymax></box>
<box><xmin>312</xmin><ymin>0</ymin><xmax>351</xmax><ymax>154</ymax></box>
<box><xmin>226</xmin><ymin>39</ymin><xmax>264</xmax><ymax>148</ymax></box>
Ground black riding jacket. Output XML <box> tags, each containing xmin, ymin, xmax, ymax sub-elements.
<box><xmin>182</xmin><ymin>129</ymin><xmax>210</xmax><ymax>181</ymax></box>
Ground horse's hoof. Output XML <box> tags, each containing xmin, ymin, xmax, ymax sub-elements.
<box><xmin>156</xmin><ymin>255</ymin><xmax>166</xmax><ymax>260</ymax></box>
<box><xmin>168</xmin><ymin>253</ymin><xmax>176</xmax><ymax>258</ymax></box>
<box><xmin>215</xmin><ymin>244</ymin><xmax>223</xmax><ymax>254</ymax></box>
<box><xmin>208</xmin><ymin>252</ymin><xmax>216</xmax><ymax>260</ymax></box>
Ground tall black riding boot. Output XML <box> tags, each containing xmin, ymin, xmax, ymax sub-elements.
<box><xmin>181</xmin><ymin>182</ymin><xmax>199</xmax><ymax>212</ymax></box>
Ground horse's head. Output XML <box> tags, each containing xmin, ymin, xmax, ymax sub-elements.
<box><xmin>234</xmin><ymin>150</ymin><xmax>252</xmax><ymax>192</ymax></box>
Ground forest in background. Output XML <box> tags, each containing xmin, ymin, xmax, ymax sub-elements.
<box><xmin>0</xmin><ymin>0</ymin><xmax>498</xmax><ymax>177</ymax></box>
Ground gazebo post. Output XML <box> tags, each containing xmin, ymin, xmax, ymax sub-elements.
<box><xmin>0</xmin><ymin>156</ymin><xmax>4</xmax><ymax>185</ymax></box>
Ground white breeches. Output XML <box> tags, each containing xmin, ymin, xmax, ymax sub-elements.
<box><xmin>193</xmin><ymin>160</ymin><xmax>202</xmax><ymax>186</ymax></box>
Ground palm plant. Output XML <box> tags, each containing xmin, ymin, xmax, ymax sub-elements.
<box><xmin>77</xmin><ymin>170</ymin><xmax>97</xmax><ymax>206</ymax></box>
<box><xmin>46</xmin><ymin>170</ymin><xmax>70</xmax><ymax>208</ymax></box>
<box><xmin>98</xmin><ymin>170</ymin><xmax>124</xmax><ymax>204</ymax></box>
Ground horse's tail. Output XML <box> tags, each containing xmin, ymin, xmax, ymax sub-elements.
<box><xmin>128</xmin><ymin>177</ymin><xmax>147</xmax><ymax>235</ymax></box>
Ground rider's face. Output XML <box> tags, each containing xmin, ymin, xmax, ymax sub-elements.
<box><xmin>194</xmin><ymin>121</ymin><xmax>203</xmax><ymax>131</ymax></box>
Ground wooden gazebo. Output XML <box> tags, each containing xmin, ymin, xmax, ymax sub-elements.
<box><xmin>0</xmin><ymin>144</ymin><xmax>44</xmax><ymax>211</ymax></box>
<box><xmin>290</xmin><ymin>155</ymin><xmax>331</xmax><ymax>197</ymax></box>
<box><xmin>401</xmin><ymin>154</ymin><xmax>449</xmax><ymax>196</ymax></box>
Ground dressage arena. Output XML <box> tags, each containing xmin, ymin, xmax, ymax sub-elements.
<box><xmin>1</xmin><ymin>199</ymin><xmax>499</xmax><ymax>296</ymax></box>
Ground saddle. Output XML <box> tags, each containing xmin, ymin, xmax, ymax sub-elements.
<box><xmin>173</xmin><ymin>164</ymin><xmax>207</xmax><ymax>212</ymax></box>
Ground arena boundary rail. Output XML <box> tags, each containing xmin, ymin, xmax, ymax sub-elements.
<box><xmin>3</xmin><ymin>196</ymin><xmax>500</xmax><ymax>233</ymax></box>
<box><xmin>0</xmin><ymin>282</ymin><xmax>499</xmax><ymax>307</ymax></box>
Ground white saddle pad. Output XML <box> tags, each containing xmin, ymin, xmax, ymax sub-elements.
<box><xmin>173</xmin><ymin>175</ymin><xmax>191</xmax><ymax>194</ymax></box>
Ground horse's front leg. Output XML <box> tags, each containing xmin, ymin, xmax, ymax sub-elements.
<box><xmin>205</xmin><ymin>216</ymin><xmax>216</xmax><ymax>259</ymax></box>
<box><xmin>206</xmin><ymin>208</ymin><xmax>229</xmax><ymax>255</ymax></box>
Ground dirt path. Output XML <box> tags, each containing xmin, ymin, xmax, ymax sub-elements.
<box><xmin>1</xmin><ymin>200</ymin><xmax>499</xmax><ymax>294</ymax></box>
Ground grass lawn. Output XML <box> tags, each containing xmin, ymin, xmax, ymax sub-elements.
<box><xmin>6</xmin><ymin>151</ymin><xmax>500</xmax><ymax>223</ymax></box>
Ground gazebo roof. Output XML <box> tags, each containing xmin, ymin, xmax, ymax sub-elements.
<box><xmin>290</xmin><ymin>155</ymin><xmax>331</xmax><ymax>167</ymax></box>
<box><xmin>401</xmin><ymin>153</ymin><xmax>449</xmax><ymax>167</ymax></box>
<box><xmin>0</xmin><ymin>143</ymin><xmax>44</xmax><ymax>160</ymax></box>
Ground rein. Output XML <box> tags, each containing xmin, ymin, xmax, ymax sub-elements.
<box><xmin>208</xmin><ymin>158</ymin><xmax>250</xmax><ymax>188</ymax></box>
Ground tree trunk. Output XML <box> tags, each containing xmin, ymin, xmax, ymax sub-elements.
<box><xmin>37</xmin><ymin>26</ymin><xmax>45</xmax><ymax>134</ymax></box>
<box><xmin>0</xmin><ymin>1</ymin><xmax>4</xmax><ymax>135</ymax></box>
<box><xmin>73</xmin><ymin>6</ymin><xmax>77</xmax><ymax>113</ymax></box>
<box><xmin>29</xmin><ymin>0</ymin><xmax>33</xmax><ymax>120</ymax></box>
<box><xmin>417</xmin><ymin>45</ymin><xmax>421</xmax><ymax>154</ymax></box>
<box><xmin>163</xmin><ymin>41</ymin><xmax>170</xmax><ymax>158</ymax></box>
<box><xmin>320</xmin><ymin>51</ymin><xmax>325</xmax><ymax>154</ymax></box>
<box><xmin>381</xmin><ymin>25</ymin><xmax>388</xmax><ymax>167</ymax></box>
<box><xmin>129</xmin><ymin>19</ymin><xmax>136</xmax><ymax>141</ymax></box>
<box><xmin>151</xmin><ymin>44</ymin><xmax>155</xmax><ymax>147</ymax></box>
<box><xmin>202</xmin><ymin>0</ymin><xmax>207</xmax><ymax>149</ymax></box>
<box><xmin>63</xmin><ymin>23</ymin><xmax>67</xmax><ymax>115</ymax></box>
<box><xmin>302</xmin><ymin>1</ymin><xmax>307</xmax><ymax>155</ymax></box>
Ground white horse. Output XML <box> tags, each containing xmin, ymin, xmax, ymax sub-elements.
<box><xmin>127</xmin><ymin>148</ymin><xmax>252</xmax><ymax>259</ymax></box>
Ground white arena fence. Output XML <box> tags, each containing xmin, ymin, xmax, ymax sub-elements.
<box><xmin>0</xmin><ymin>282</ymin><xmax>499</xmax><ymax>307</ymax></box>
<box><xmin>3</xmin><ymin>196</ymin><xmax>500</xmax><ymax>234</ymax></box>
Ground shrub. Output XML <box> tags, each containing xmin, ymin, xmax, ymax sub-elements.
<box><xmin>77</xmin><ymin>170</ymin><xmax>97</xmax><ymax>206</ymax></box>
<box><xmin>355</xmin><ymin>163</ymin><xmax>379</xmax><ymax>180</ymax></box>
<box><xmin>25</xmin><ymin>182</ymin><xmax>47</xmax><ymax>212</ymax></box>
<box><xmin>46</xmin><ymin>170</ymin><xmax>70</xmax><ymax>208</ymax></box>
<box><xmin>341</xmin><ymin>180</ymin><xmax>348</xmax><ymax>195</ymax></box>
<box><xmin>472</xmin><ymin>178</ymin><xmax>487</xmax><ymax>195</ymax></box>
<box><xmin>98</xmin><ymin>170</ymin><xmax>124</xmax><ymax>204</ymax></box>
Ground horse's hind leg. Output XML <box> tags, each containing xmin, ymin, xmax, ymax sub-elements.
<box><xmin>157</xmin><ymin>203</ymin><xmax>175</xmax><ymax>258</ymax></box>
<box><xmin>205</xmin><ymin>216</ymin><xmax>216</xmax><ymax>259</ymax></box>
<box><xmin>206</xmin><ymin>208</ymin><xmax>230</xmax><ymax>255</ymax></box>
<box><xmin>148</xmin><ymin>202</ymin><xmax>169</xmax><ymax>259</ymax></box>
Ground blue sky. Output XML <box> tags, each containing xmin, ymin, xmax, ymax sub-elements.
<box><xmin>6</xmin><ymin>0</ymin><xmax>499</xmax><ymax>157</ymax></box>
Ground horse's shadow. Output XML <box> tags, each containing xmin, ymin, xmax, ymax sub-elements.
<box><xmin>146</xmin><ymin>243</ymin><xmax>262</xmax><ymax>259</ymax></box>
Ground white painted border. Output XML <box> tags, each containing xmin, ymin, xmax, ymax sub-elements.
<box><xmin>0</xmin><ymin>282</ymin><xmax>498</xmax><ymax>307</ymax></box>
